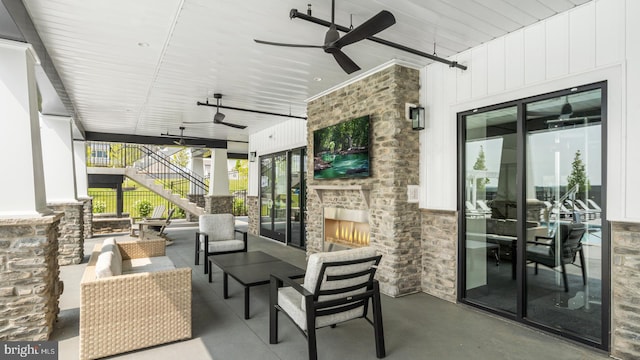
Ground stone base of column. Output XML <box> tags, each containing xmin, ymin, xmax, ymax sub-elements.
<box><xmin>187</xmin><ymin>194</ymin><xmax>206</xmax><ymax>221</ymax></box>
<box><xmin>0</xmin><ymin>213</ymin><xmax>64</xmax><ymax>340</ymax></box>
<box><xmin>611</xmin><ymin>221</ymin><xmax>640</xmax><ymax>360</ymax></box>
<box><xmin>247</xmin><ymin>196</ymin><xmax>259</xmax><ymax>236</ymax></box>
<box><xmin>204</xmin><ymin>195</ymin><xmax>233</xmax><ymax>214</ymax></box>
<box><xmin>48</xmin><ymin>202</ymin><xmax>84</xmax><ymax>265</ymax></box>
<box><xmin>80</xmin><ymin>197</ymin><xmax>93</xmax><ymax>239</ymax></box>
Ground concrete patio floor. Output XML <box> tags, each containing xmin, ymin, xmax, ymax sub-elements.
<box><xmin>51</xmin><ymin>219</ymin><xmax>610</xmax><ymax>359</ymax></box>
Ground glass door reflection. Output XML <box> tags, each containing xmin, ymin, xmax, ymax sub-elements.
<box><xmin>524</xmin><ymin>88</ymin><xmax>603</xmax><ymax>342</ymax></box>
<box><xmin>463</xmin><ymin>106</ymin><xmax>518</xmax><ymax>314</ymax></box>
<box><xmin>288</xmin><ymin>148</ymin><xmax>306</xmax><ymax>248</ymax></box>
<box><xmin>260</xmin><ymin>153</ymin><xmax>286</xmax><ymax>242</ymax></box>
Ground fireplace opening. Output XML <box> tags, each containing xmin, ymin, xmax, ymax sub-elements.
<box><xmin>323</xmin><ymin>208</ymin><xmax>370</xmax><ymax>251</ymax></box>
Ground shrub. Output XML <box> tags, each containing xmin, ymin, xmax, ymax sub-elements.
<box><xmin>133</xmin><ymin>200</ymin><xmax>153</xmax><ymax>218</ymax></box>
<box><xmin>233</xmin><ymin>198</ymin><xmax>246</xmax><ymax>216</ymax></box>
<box><xmin>93</xmin><ymin>200</ymin><xmax>106</xmax><ymax>214</ymax></box>
<box><xmin>173</xmin><ymin>207</ymin><xmax>185</xmax><ymax>218</ymax></box>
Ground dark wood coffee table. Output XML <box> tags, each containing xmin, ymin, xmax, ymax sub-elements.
<box><xmin>208</xmin><ymin>251</ymin><xmax>305</xmax><ymax>319</ymax></box>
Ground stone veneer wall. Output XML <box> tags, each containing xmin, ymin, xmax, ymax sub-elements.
<box><xmin>204</xmin><ymin>195</ymin><xmax>233</xmax><ymax>214</ymax></box>
<box><xmin>187</xmin><ymin>194</ymin><xmax>206</xmax><ymax>221</ymax></box>
<box><xmin>306</xmin><ymin>64</ymin><xmax>421</xmax><ymax>297</ymax></box>
<box><xmin>0</xmin><ymin>214</ymin><xmax>63</xmax><ymax>340</ymax></box>
<box><xmin>420</xmin><ymin>209</ymin><xmax>458</xmax><ymax>302</ymax></box>
<box><xmin>91</xmin><ymin>218</ymin><xmax>131</xmax><ymax>234</ymax></box>
<box><xmin>247</xmin><ymin>196</ymin><xmax>259</xmax><ymax>236</ymax></box>
<box><xmin>81</xmin><ymin>198</ymin><xmax>93</xmax><ymax>239</ymax></box>
<box><xmin>48</xmin><ymin>202</ymin><xmax>84</xmax><ymax>266</ymax></box>
<box><xmin>611</xmin><ymin>221</ymin><xmax>640</xmax><ymax>360</ymax></box>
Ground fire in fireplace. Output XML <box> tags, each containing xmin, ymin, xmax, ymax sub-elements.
<box><xmin>323</xmin><ymin>208</ymin><xmax>370</xmax><ymax>251</ymax></box>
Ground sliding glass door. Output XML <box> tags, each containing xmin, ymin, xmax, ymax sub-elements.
<box><xmin>288</xmin><ymin>148</ymin><xmax>306</xmax><ymax>248</ymax></box>
<box><xmin>524</xmin><ymin>88</ymin><xmax>604</xmax><ymax>343</ymax></box>
<box><xmin>459</xmin><ymin>82</ymin><xmax>608</xmax><ymax>349</ymax></box>
<box><xmin>259</xmin><ymin>148</ymin><xmax>307</xmax><ymax>246</ymax></box>
<box><xmin>463</xmin><ymin>105</ymin><xmax>518</xmax><ymax>314</ymax></box>
<box><xmin>260</xmin><ymin>152</ymin><xmax>287</xmax><ymax>242</ymax></box>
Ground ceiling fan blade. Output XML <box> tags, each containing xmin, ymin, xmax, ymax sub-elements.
<box><xmin>333</xmin><ymin>10</ymin><xmax>396</xmax><ymax>48</ymax></box>
<box><xmin>254</xmin><ymin>39</ymin><xmax>323</xmax><ymax>48</ymax></box>
<box><xmin>218</xmin><ymin>121</ymin><xmax>247</xmax><ymax>130</ymax></box>
<box><xmin>183</xmin><ymin>121</ymin><xmax>213</xmax><ymax>124</ymax></box>
<box><xmin>546</xmin><ymin>115</ymin><xmax>601</xmax><ymax>124</ymax></box>
<box><xmin>331</xmin><ymin>50</ymin><xmax>361</xmax><ymax>74</ymax></box>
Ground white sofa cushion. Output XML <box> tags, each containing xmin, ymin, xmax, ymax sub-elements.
<box><xmin>95</xmin><ymin>251</ymin><xmax>114</xmax><ymax>279</ymax></box>
<box><xmin>95</xmin><ymin>238</ymin><xmax>123</xmax><ymax>278</ymax></box>
<box><xmin>122</xmin><ymin>256</ymin><xmax>175</xmax><ymax>274</ymax></box>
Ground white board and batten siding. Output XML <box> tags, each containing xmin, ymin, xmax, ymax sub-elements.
<box><xmin>247</xmin><ymin>118</ymin><xmax>307</xmax><ymax>196</ymax></box>
<box><xmin>421</xmin><ymin>0</ymin><xmax>640</xmax><ymax>222</ymax></box>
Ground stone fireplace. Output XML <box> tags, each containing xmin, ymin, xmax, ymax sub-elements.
<box><xmin>323</xmin><ymin>207</ymin><xmax>370</xmax><ymax>251</ymax></box>
<box><xmin>305</xmin><ymin>63</ymin><xmax>421</xmax><ymax>297</ymax></box>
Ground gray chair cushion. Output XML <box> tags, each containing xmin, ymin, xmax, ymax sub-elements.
<box><xmin>278</xmin><ymin>286</ymin><xmax>368</xmax><ymax>331</ymax></box>
<box><xmin>302</xmin><ymin>247</ymin><xmax>378</xmax><ymax>306</ymax></box>
<box><xmin>200</xmin><ymin>239</ymin><xmax>245</xmax><ymax>252</ymax></box>
<box><xmin>199</xmin><ymin>214</ymin><xmax>235</xmax><ymax>241</ymax></box>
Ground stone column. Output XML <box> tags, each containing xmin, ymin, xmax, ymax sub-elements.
<box><xmin>420</xmin><ymin>209</ymin><xmax>458</xmax><ymax>303</ymax></box>
<box><xmin>205</xmin><ymin>149</ymin><xmax>233</xmax><ymax>214</ymax></box>
<box><xmin>0</xmin><ymin>213</ymin><xmax>64</xmax><ymax>340</ymax></box>
<box><xmin>41</xmin><ymin>115</ymin><xmax>84</xmax><ymax>264</ymax></box>
<box><xmin>305</xmin><ymin>65</ymin><xmax>421</xmax><ymax>297</ymax></box>
<box><xmin>47</xmin><ymin>203</ymin><xmax>84</xmax><ymax>265</ymax></box>
<box><xmin>0</xmin><ymin>39</ymin><xmax>63</xmax><ymax>341</ymax></box>
<box><xmin>81</xmin><ymin>198</ymin><xmax>93</xmax><ymax>239</ymax></box>
<box><xmin>611</xmin><ymin>221</ymin><xmax>640</xmax><ymax>360</ymax></box>
<box><xmin>246</xmin><ymin>196</ymin><xmax>259</xmax><ymax>235</ymax></box>
<box><xmin>204</xmin><ymin>195</ymin><xmax>233</xmax><ymax>214</ymax></box>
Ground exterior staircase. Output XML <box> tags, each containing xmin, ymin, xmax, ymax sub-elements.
<box><xmin>88</xmin><ymin>142</ymin><xmax>208</xmax><ymax>217</ymax></box>
<box><xmin>124</xmin><ymin>167</ymin><xmax>205</xmax><ymax>217</ymax></box>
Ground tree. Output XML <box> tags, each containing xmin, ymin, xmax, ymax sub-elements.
<box><xmin>171</xmin><ymin>149</ymin><xmax>189</xmax><ymax>168</ymax></box>
<box><xmin>566</xmin><ymin>150</ymin><xmax>590</xmax><ymax>200</ymax></box>
<box><xmin>473</xmin><ymin>145</ymin><xmax>490</xmax><ymax>192</ymax></box>
<box><xmin>235</xmin><ymin>159</ymin><xmax>248</xmax><ymax>179</ymax></box>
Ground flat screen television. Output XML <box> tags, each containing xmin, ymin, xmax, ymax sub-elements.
<box><xmin>313</xmin><ymin>115</ymin><xmax>370</xmax><ymax>179</ymax></box>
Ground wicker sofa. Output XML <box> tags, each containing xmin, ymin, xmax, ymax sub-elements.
<box><xmin>80</xmin><ymin>238</ymin><xmax>192</xmax><ymax>360</ymax></box>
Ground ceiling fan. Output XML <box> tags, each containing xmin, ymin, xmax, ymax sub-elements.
<box><xmin>254</xmin><ymin>0</ymin><xmax>396</xmax><ymax>74</ymax></box>
<box><xmin>184</xmin><ymin>93</ymin><xmax>247</xmax><ymax>129</ymax></box>
<box><xmin>527</xmin><ymin>95</ymin><xmax>600</xmax><ymax>124</ymax></box>
<box><xmin>161</xmin><ymin>126</ymin><xmax>205</xmax><ymax>147</ymax></box>
<box><xmin>527</xmin><ymin>96</ymin><xmax>575</xmax><ymax>118</ymax></box>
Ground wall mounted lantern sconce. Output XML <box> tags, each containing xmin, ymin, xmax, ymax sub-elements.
<box><xmin>409</xmin><ymin>106</ymin><xmax>425</xmax><ymax>131</ymax></box>
<box><xmin>249</xmin><ymin>151</ymin><xmax>257</xmax><ymax>162</ymax></box>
